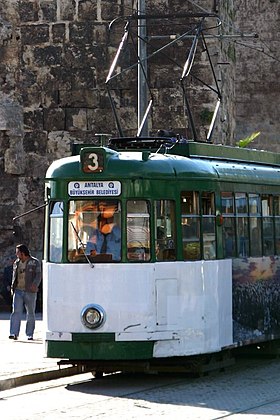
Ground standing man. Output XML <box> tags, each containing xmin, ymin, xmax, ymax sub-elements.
<box><xmin>9</xmin><ymin>244</ymin><xmax>41</xmax><ymax>341</ymax></box>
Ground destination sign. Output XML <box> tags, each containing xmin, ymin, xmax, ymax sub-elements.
<box><xmin>68</xmin><ymin>181</ymin><xmax>121</xmax><ymax>197</ymax></box>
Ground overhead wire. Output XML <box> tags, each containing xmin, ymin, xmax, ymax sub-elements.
<box><xmin>232</xmin><ymin>39</ymin><xmax>280</xmax><ymax>64</ymax></box>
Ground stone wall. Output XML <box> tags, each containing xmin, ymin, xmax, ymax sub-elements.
<box><xmin>1</xmin><ymin>0</ymin><xmax>277</xmax><ymax>281</ymax></box>
<box><xmin>234</xmin><ymin>0</ymin><xmax>280</xmax><ymax>150</ymax></box>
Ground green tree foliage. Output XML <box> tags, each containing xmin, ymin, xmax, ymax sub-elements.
<box><xmin>236</xmin><ymin>132</ymin><xmax>261</xmax><ymax>148</ymax></box>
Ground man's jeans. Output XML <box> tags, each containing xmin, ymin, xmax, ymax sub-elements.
<box><xmin>10</xmin><ymin>289</ymin><xmax>37</xmax><ymax>337</ymax></box>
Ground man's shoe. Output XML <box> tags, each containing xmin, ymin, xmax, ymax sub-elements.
<box><xmin>27</xmin><ymin>336</ymin><xmax>33</xmax><ymax>341</ymax></box>
<box><xmin>9</xmin><ymin>335</ymin><xmax>18</xmax><ymax>340</ymax></box>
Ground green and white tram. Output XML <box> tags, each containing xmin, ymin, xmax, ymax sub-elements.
<box><xmin>44</xmin><ymin>138</ymin><xmax>280</xmax><ymax>371</ymax></box>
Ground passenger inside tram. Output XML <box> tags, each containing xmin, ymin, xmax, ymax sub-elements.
<box><xmin>85</xmin><ymin>201</ymin><xmax>121</xmax><ymax>261</ymax></box>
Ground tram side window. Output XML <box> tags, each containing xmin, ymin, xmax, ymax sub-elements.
<box><xmin>221</xmin><ymin>192</ymin><xmax>236</xmax><ymax>257</ymax></box>
<box><xmin>249</xmin><ymin>193</ymin><xmax>262</xmax><ymax>257</ymax></box>
<box><xmin>202</xmin><ymin>192</ymin><xmax>216</xmax><ymax>260</ymax></box>
<box><xmin>68</xmin><ymin>200</ymin><xmax>121</xmax><ymax>262</ymax></box>
<box><xmin>49</xmin><ymin>202</ymin><xmax>63</xmax><ymax>262</ymax></box>
<box><xmin>155</xmin><ymin>200</ymin><xmax>176</xmax><ymax>261</ymax></box>
<box><xmin>274</xmin><ymin>196</ymin><xmax>280</xmax><ymax>255</ymax></box>
<box><xmin>181</xmin><ymin>191</ymin><xmax>201</xmax><ymax>260</ymax></box>
<box><xmin>262</xmin><ymin>195</ymin><xmax>274</xmax><ymax>256</ymax></box>
<box><xmin>127</xmin><ymin>200</ymin><xmax>150</xmax><ymax>261</ymax></box>
<box><xmin>236</xmin><ymin>193</ymin><xmax>249</xmax><ymax>257</ymax></box>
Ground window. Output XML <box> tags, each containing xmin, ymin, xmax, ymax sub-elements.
<box><xmin>155</xmin><ymin>200</ymin><xmax>176</xmax><ymax>261</ymax></box>
<box><xmin>181</xmin><ymin>192</ymin><xmax>201</xmax><ymax>260</ymax></box>
<box><xmin>221</xmin><ymin>192</ymin><xmax>234</xmax><ymax>215</ymax></box>
<box><xmin>221</xmin><ymin>191</ymin><xmax>280</xmax><ymax>259</ymax></box>
<box><xmin>221</xmin><ymin>192</ymin><xmax>236</xmax><ymax>257</ymax></box>
<box><xmin>49</xmin><ymin>202</ymin><xmax>63</xmax><ymax>262</ymax></box>
<box><xmin>127</xmin><ymin>200</ymin><xmax>150</xmax><ymax>261</ymax></box>
<box><xmin>68</xmin><ymin>200</ymin><xmax>121</xmax><ymax>262</ymax></box>
<box><xmin>262</xmin><ymin>195</ymin><xmax>274</xmax><ymax>255</ymax></box>
<box><xmin>274</xmin><ymin>196</ymin><xmax>280</xmax><ymax>255</ymax></box>
<box><xmin>249</xmin><ymin>193</ymin><xmax>262</xmax><ymax>257</ymax></box>
<box><xmin>201</xmin><ymin>192</ymin><xmax>216</xmax><ymax>259</ymax></box>
<box><xmin>236</xmin><ymin>192</ymin><xmax>248</xmax><ymax>214</ymax></box>
<box><xmin>235</xmin><ymin>193</ymin><xmax>249</xmax><ymax>257</ymax></box>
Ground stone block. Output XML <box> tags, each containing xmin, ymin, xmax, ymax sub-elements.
<box><xmin>93</xmin><ymin>24</ymin><xmax>107</xmax><ymax>44</ymax></box>
<box><xmin>24</xmin><ymin>109</ymin><xmax>44</xmax><ymax>131</ymax></box>
<box><xmin>21</xmin><ymin>24</ymin><xmax>50</xmax><ymax>45</ymax></box>
<box><xmin>86</xmin><ymin>108</ymin><xmax>116</xmax><ymax>134</ymax></box>
<box><xmin>71</xmin><ymin>68</ymin><xmax>96</xmax><ymax>90</ymax></box>
<box><xmin>22</xmin><ymin>87</ymin><xmax>42</xmax><ymax>108</ymax></box>
<box><xmin>49</xmin><ymin>67</ymin><xmax>72</xmax><ymax>89</ymax></box>
<box><xmin>43</xmin><ymin>90</ymin><xmax>60</xmax><ymax>107</ymax></box>
<box><xmin>23</xmin><ymin>130</ymin><xmax>48</xmax><ymax>155</ymax></box>
<box><xmin>101</xmin><ymin>1</ymin><xmax>121</xmax><ymax>20</ymax></box>
<box><xmin>0</xmin><ymin>17</ymin><xmax>12</xmax><ymax>44</ymax></box>
<box><xmin>65</xmin><ymin>108</ymin><xmax>88</xmax><ymax>131</ymax></box>
<box><xmin>78</xmin><ymin>0</ymin><xmax>98</xmax><ymax>21</ymax></box>
<box><xmin>47</xmin><ymin>130</ymin><xmax>72</xmax><ymax>157</ymax></box>
<box><xmin>99</xmin><ymin>90</ymin><xmax>112</xmax><ymax>109</ymax></box>
<box><xmin>0</xmin><ymin>204</ymin><xmax>18</xmax><ymax>227</ymax></box>
<box><xmin>39</xmin><ymin>0</ymin><xmax>57</xmax><ymax>22</ymax></box>
<box><xmin>0</xmin><ymin>99</ymin><xmax>24</xmax><ymax>136</ymax></box>
<box><xmin>0</xmin><ymin>177</ymin><xmax>18</xmax><ymax>201</ymax></box>
<box><xmin>63</xmin><ymin>44</ymin><xmax>98</xmax><ymax>68</ymax></box>
<box><xmin>59</xmin><ymin>88</ymin><xmax>100</xmax><ymax>108</ymax></box>
<box><xmin>46</xmin><ymin>130</ymin><xmax>98</xmax><ymax>160</ymax></box>
<box><xmin>33</xmin><ymin>45</ymin><xmax>63</xmax><ymax>66</ymax></box>
<box><xmin>52</xmin><ymin>58</ymin><xmax>96</xmax><ymax>89</ymax></box>
<box><xmin>59</xmin><ymin>0</ymin><xmax>76</xmax><ymax>21</ymax></box>
<box><xmin>52</xmin><ymin>23</ymin><xmax>66</xmax><ymax>43</ymax></box>
<box><xmin>4</xmin><ymin>146</ymin><xmax>25</xmax><ymax>175</ymax></box>
<box><xmin>0</xmin><ymin>131</ymin><xmax>9</xmax><ymax>152</ymax></box>
<box><xmin>69</xmin><ymin>22</ymin><xmax>95</xmax><ymax>45</ymax></box>
<box><xmin>18</xmin><ymin>0</ymin><xmax>39</xmax><ymax>22</ymax></box>
<box><xmin>24</xmin><ymin>151</ymin><xmax>49</xmax><ymax>179</ymax></box>
<box><xmin>21</xmin><ymin>69</ymin><xmax>37</xmax><ymax>88</ymax></box>
<box><xmin>43</xmin><ymin>107</ymin><xmax>66</xmax><ymax>131</ymax></box>
<box><xmin>0</xmin><ymin>65</ymin><xmax>17</xmax><ymax>92</ymax></box>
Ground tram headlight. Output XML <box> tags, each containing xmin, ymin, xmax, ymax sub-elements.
<box><xmin>81</xmin><ymin>304</ymin><xmax>105</xmax><ymax>329</ymax></box>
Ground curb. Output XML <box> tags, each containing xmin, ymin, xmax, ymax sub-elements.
<box><xmin>0</xmin><ymin>365</ymin><xmax>87</xmax><ymax>391</ymax></box>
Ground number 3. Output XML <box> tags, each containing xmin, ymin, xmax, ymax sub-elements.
<box><xmin>88</xmin><ymin>153</ymin><xmax>99</xmax><ymax>171</ymax></box>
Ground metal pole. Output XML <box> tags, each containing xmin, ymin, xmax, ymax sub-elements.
<box><xmin>138</xmin><ymin>0</ymin><xmax>148</xmax><ymax>136</ymax></box>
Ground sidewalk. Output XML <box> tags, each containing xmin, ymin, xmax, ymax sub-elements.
<box><xmin>0</xmin><ymin>312</ymin><xmax>83</xmax><ymax>391</ymax></box>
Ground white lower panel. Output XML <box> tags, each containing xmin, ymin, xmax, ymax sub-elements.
<box><xmin>153</xmin><ymin>259</ymin><xmax>232</xmax><ymax>357</ymax></box>
<box><xmin>44</xmin><ymin>259</ymin><xmax>232</xmax><ymax>358</ymax></box>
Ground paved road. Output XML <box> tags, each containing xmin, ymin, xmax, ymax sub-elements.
<box><xmin>1</xmin><ymin>311</ymin><xmax>280</xmax><ymax>418</ymax></box>
<box><xmin>1</xmin><ymin>358</ymin><xmax>280</xmax><ymax>419</ymax></box>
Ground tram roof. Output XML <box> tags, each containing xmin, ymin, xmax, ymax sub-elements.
<box><xmin>70</xmin><ymin>137</ymin><xmax>280</xmax><ymax>166</ymax></box>
<box><xmin>46</xmin><ymin>139</ymin><xmax>280</xmax><ymax>185</ymax></box>
<box><xmin>107</xmin><ymin>137</ymin><xmax>280</xmax><ymax>166</ymax></box>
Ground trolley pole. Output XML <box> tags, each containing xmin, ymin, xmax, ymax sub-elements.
<box><xmin>138</xmin><ymin>0</ymin><xmax>148</xmax><ymax>137</ymax></box>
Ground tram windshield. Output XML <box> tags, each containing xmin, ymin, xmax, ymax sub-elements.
<box><xmin>68</xmin><ymin>199</ymin><xmax>121</xmax><ymax>262</ymax></box>
<box><xmin>49</xmin><ymin>202</ymin><xmax>63</xmax><ymax>262</ymax></box>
